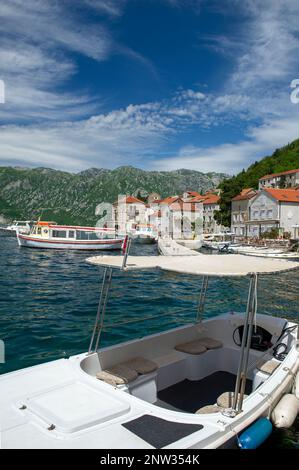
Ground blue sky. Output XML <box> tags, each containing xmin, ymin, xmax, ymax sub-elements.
<box><xmin>0</xmin><ymin>0</ymin><xmax>298</xmax><ymax>174</ymax></box>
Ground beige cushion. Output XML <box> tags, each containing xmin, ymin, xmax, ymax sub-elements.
<box><xmin>196</xmin><ymin>405</ymin><xmax>221</xmax><ymax>414</ymax></box>
<box><xmin>96</xmin><ymin>364</ymin><xmax>138</xmax><ymax>386</ymax></box>
<box><xmin>96</xmin><ymin>370</ymin><xmax>126</xmax><ymax>386</ymax></box>
<box><xmin>123</xmin><ymin>357</ymin><xmax>158</xmax><ymax>374</ymax></box>
<box><xmin>257</xmin><ymin>360</ymin><xmax>280</xmax><ymax>375</ymax></box>
<box><xmin>175</xmin><ymin>340</ymin><xmax>207</xmax><ymax>355</ymax></box>
<box><xmin>217</xmin><ymin>391</ymin><xmax>248</xmax><ymax>408</ymax></box>
<box><xmin>197</xmin><ymin>337</ymin><xmax>223</xmax><ymax>350</ymax></box>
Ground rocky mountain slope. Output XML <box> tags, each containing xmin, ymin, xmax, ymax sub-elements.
<box><xmin>0</xmin><ymin>166</ymin><xmax>228</xmax><ymax>225</ymax></box>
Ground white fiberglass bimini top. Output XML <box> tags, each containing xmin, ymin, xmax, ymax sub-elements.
<box><xmin>87</xmin><ymin>253</ymin><xmax>299</xmax><ymax>277</ymax></box>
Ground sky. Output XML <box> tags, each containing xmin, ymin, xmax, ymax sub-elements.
<box><xmin>0</xmin><ymin>0</ymin><xmax>299</xmax><ymax>175</ymax></box>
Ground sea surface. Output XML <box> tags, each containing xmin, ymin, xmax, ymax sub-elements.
<box><xmin>0</xmin><ymin>236</ymin><xmax>298</xmax><ymax>446</ymax></box>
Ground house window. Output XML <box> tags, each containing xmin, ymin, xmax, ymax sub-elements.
<box><xmin>260</xmin><ymin>210</ymin><xmax>265</xmax><ymax>219</ymax></box>
<box><xmin>253</xmin><ymin>211</ymin><xmax>259</xmax><ymax>219</ymax></box>
<box><xmin>267</xmin><ymin>210</ymin><xmax>273</xmax><ymax>219</ymax></box>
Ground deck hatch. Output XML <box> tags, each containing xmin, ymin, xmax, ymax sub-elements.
<box><xmin>122</xmin><ymin>414</ymin><xmax>203</xmax><ymax>448</ymax></box>
<box><xmin>24</xmin><ymin>381</ymin><xmax>130</xmax><ymax>433</ymax></box>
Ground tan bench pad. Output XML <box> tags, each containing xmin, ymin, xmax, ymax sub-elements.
<box><xmin>96</xmin><ymin>364</ymin><xmax>138</xmax><ymax>386</ymax></box>
<box><xmin>123</xmin><ymin>357</ymin><xmax>158</xmax><ymax>374</ymax></box>
<box><xmin>196</xmin><ymin>404</ymin><xmax>221</xmax><ymax>414</ymax></box>
<box><xmin>217</xmin><ymin>391</ymin><xmax>248</xmax><ymax>408</ymax></box>
<box><xmin>197</xmin><ymin>337</ymin><xmax>223</xmax><ymax>350</ymax></box>
<box><xmin>257</xmin><ymin>359</ymin><xmax>280</xmax><ymax>375</ymax></box>
<box><xmin>175</xmin><ymin>341</ymin><xmax>207</xmax><ymax>355</ymax></box>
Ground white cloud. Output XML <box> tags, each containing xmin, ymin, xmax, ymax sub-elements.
<box><xmin>0</xmin><ymin>0</ymin><xmax>299</xmax><ymax>174</ymax></box>
<box><xmin>81</xmin><ymin>0</ymin><xmax>126</xmax><ymax>17</ymax></box>
<box><xmin>154</xmin><ymin>114</ymin><xmax>299</xmax><ymax>173</ymax></box>
<box><xmin>0</xmin><ymin>0</ymin><xmax>155</xmax><ymax>122</ymax></box>
<box><xmin>220</xmin><ymin>1</ymin><xmax>299</xmax><ymax>92</ymax></box>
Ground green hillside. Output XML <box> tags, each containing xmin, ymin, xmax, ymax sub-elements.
<box><xmin>214</xmin><ymin>139</ymin><xmax>299</xmax><ymax>227</ymax></box>
<box><xmin>0</xmin><ymin>166</ymin><xmax>227</xmax><ymax>225</ymax></box>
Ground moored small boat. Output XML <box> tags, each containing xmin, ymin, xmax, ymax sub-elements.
<box><xmin>201</xmin><ymin>233</ymin><xmax>235</xmax><ymax>252</ymax></box>
<box><xmin>0</xmin><ymin>220</ymin><xmax>33</xmax><ymax>237</ymax></box>
<box><xmin>17</xmin><ymin>221</ymin><xmax>124</xmax><ymax>250</ymax></box>
<box><xmin>130</xmin><ymin>224</ymin><xmax>157</xmax><ymax>244</ymax></box>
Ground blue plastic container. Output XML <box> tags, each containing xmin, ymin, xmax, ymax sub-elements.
<box><xmin>238</xmin><ymin>417</ymin><xmax>273</xmax><ymax>449</ymax></box>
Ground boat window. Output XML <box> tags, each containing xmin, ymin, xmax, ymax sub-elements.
<box><xmin>76</xmin><ymin>230</ymin><xmax>99</xmax><ymax>240</ymax></box>
<box><xmin>37</xmin><ymin>227</ymin><xmax>42</xmax><ymax>235</ymax></box>
<box><xmin>52</xmin><ymin>230</ymin><xmax>67</xmax><ymax>238</ymax></box>
<box><xmin>68</xmin><ymin>230</ymin><xmax>75</xmax><ymax>238</ymax></box>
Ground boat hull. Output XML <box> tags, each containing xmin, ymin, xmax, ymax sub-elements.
<box><xmin>0</xmin><ymin>227</ymin><xmax>17</xmax><ymax>237</ymax></box>
<box><xmin>17</xmin><ymin>234</ymin><xmax>123</xmax><ymax>250</ymax></box>
<box><xmin>132</xmin><ymin>235</ymin><xmax>157</xmax><ymax>244</ymax></box>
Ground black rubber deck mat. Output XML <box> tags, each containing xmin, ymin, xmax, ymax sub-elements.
<box><xmin>122</xmin><ymin>414</ymin><xmax>203</xmax><ymax>448</ymax></box>
<box><xmin>157</xmin><ymin>371</ymin><xmax>252</xmax><ymax>413</ymax></box>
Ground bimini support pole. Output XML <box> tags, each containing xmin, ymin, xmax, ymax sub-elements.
<box><xmin>88</xmin><ymin>266</ymin><xmax>113</xmax><ymax>354</ymax></box>
<box><xmin>230</xmin><ymin>273</ymin><xmax>258</xmax><ymax>414</ymax></box>
<box><xmin>122</xmin><ymin>235</ymin><xmax>132</xmax><ymax>270</ymax></box>
<box><xmin>196</xmin><ymin>275</ymin><xmax>209</xmax><ymax>322</ymax></box>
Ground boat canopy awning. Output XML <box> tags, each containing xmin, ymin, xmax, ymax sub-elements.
<box><xmin>86</xmin><ymin>254</ymin><xmax>299</xmax><ymax>277</ymax></box>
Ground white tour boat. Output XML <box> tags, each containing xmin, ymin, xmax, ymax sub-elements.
<box><xmin>16</xmin><ymin>221</ymin><xmax>124</xmax><ymax>250</ymax></box>
<box><xmin>0</xmin><ymin>249</ymin><xmax>298</xmax><ymax>449</ymax></box>
<box><xmin>0</xmin><ymin>220</ymin><xmax>32</xmax><ymax>237</ymax></box>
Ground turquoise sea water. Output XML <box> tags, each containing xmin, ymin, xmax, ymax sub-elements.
<box><xmin>0</xmin><ymin>236</ymin><xmax>298</xmax><ymax>374</ymax></box>
<box><xmin>0</xmin><ymin>236</ymin><xmax>298</xmax><ymax>447</ymax></box>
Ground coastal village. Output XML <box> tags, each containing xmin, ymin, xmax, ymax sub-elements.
<box><xmin>114</xmin><ymin>168</ymin><xmax>299</xmax><ymax>241</ymax></box>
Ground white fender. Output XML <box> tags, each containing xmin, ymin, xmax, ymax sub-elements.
<box><xmin>292</xmin><ymin>371</ymin><xmax>299</xmax><ymax>398</ymax></box>
<box><xmin>271</xmin><ymin>394</ymin><xmax>299</xmax><ymax>428</ymax></box>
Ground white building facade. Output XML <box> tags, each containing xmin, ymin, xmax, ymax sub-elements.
<box><xmin>246</xmin><ymin>189</ymin><xmax>299</xmax><ymax>238</ymax></box>
<box><xmin>259</xmin><ymin>169</ymin><xmax>299</xmax><ymax>190</ymax></box>
<box><xmin>231</xmin><ymin>189</ymin><xmax>257</xmax><ymax>236</ymax></box>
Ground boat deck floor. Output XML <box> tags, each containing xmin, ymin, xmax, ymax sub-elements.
<box><xmin>157</xmin><ymin>371</ymin><xmax>252</xmax><ymax>413</ymax></box>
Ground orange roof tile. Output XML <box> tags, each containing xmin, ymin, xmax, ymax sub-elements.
<box><xmin>264</xmin><ymin>188</ymin><xmax>299</xmax><ymax>203</ymax></box>
<box><xmin>259</xmin><ymin>168</ymin><xmax>299</xmax><ymax>180</ymax></box>
<box><xmin>240</xmin><ymin>188</ymin><xmax>254</xmax><ymax>195</ymax></box>
<box><xmin>114</xmin><ymin>196</ymin><xmax>145</xmax><ymax>205</ymax></box>
<box><xmin>232</xmin><ymin>190</ymin><xmax>257</xmax><ymax>201</ymax></box>
<box><xmin>126</xmin><ymin>196</ymin><xmax>145</xmax><ymax>204</ymax></box>
<box><xmin>160</xmin><ymin>196</ymin><xmax>181</xmax><ymax>205</ymax></box>
<box><xmin>202</xmin><ymin>195</ymin><xmax>220</xmax><ymax>205</ymax></box>
<box><xmin>184</xmin><ymin>191</ymin><xmax>201</xmax><ymax>197</ymax></box>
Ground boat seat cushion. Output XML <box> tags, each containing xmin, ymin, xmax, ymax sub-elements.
<box><xmin>197</xmin><ymin>337</ymin><xmax>223</xmax><ymax>350</ymax></box>
<box><xmin>122</xmin><ymin>357</ymin><xmax>158</xmax><ymax>375</ymax></box>
<box><xmin>217</xmin><ymin>392</ymin><xmax>248</xmax><ymax>408</ymax></box>
<box><xmin>195</xmin><ymin>404</ymin><xmax>221</xmax><ymax>414</ymax></box>
<box><xmin>175</xmin><ymin>340</ymin><xmax>207</xmax><ymax>355</ymax></box>
<box><xmin>96</xmin><ymin>364</ymin><xmax>138</xmax><ymax>386</ymax></box>
<box><xmin>256</xmin><ymin>359</ymin><xmax>280</xmax><ymax>375</ymax></box>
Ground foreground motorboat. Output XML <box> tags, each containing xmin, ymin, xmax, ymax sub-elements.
<box><xmin>17</xmin><ymin>221</ymin><xmax>124</xmax><ymax>251</ymax></box>
<box><xmin>0</xmin><ymin>220</ymin><xmax>32</xmax><ymax>237</ymax></box>
<box><xmin>0</xmin><ymin>251</ymin><xmax>298</xmax><ymax>449</ymax></box>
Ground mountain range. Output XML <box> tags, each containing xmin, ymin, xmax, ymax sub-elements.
<box><xmin>0</xmin><ymin>166</ymin><xmax>227</xmax><ymax>225</ymax></box>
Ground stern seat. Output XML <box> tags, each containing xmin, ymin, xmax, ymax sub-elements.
<box><xmin>96</xmin><ymin>357</ymin><xmax>158</xmax><ymax>387</ymax></box>
<box><xmin>175</xmin><ymin>337</ymin><xmax>223</xmax><ymax>355</ymax></box>
<box><xmin>256</xmin><ymin>359</ymin><xmax>280</xmax><ymax>375</ymax></box>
